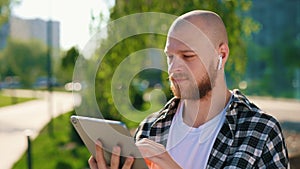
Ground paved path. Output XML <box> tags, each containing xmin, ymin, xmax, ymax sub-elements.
<box><xmin>249</xmin><ymin>96</ymin><xmax>300</xmax><ymax>122</ymax></box>
<box><xmin>0</xmin><ymin>90</ymin><xmax>78</xmax><ymax>169</ymax></box>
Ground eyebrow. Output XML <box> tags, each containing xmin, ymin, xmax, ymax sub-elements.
<box><xmin>179</xmin><ymin>50</ymin><xmax>195</xmax><ymax>53</ymax></box>
<box><xmin>164</xmin><ymin>49</ymin><xmax>196</xmax><ymax>55</ymax></box>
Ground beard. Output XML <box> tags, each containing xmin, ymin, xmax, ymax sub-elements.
<box><xmin>170</xmin><ymin>69</ymin><xmax>217</xmax><ymax>100</ymax></box>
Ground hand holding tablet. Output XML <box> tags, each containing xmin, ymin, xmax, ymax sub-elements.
<box><xmin>70</xmin><ymin>115</ymin><xmax>148</xmax><ymax>169</ymax></box>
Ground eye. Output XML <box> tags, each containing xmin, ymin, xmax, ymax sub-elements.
<box><xmin>183</xmin><ymin>54</ymin><xmax>194</xmax><ymax>58</ymax></box>
<box><xmin>181</xmin><ymin>51</ymin><xmax>196</xmax><ymax>59</ymax></box>
<box><xmin>182</xmin><ymin>54</ymin><xmax>196</xmax><ymax>60</ymax></box>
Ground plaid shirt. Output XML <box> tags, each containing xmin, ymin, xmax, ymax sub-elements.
<box><xmin>134</xmin><ymin>89</ymin><xmax>289</xmax><ymax>168</ymax></box>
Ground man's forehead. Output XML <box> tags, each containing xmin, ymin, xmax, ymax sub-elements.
<box><xmin>164</xmin><ymin>37</ymin><xmax>193</xmax><ymax>53</ymax></box>
<box><xmin>165</xmin><ymin>32</ymin><xmax>212</xmax><ymax>54</ymax></box>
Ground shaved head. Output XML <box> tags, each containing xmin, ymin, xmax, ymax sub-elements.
<box><xmin>169</xmin><ymin>10</ymin><xmax>228</xmax><ymax>49</ymax></box>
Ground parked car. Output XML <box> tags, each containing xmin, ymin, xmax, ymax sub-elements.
<box><xmin>33</xmin><ymin>76</ymin><xmax>60</xmax><ymax>89</ymax></box>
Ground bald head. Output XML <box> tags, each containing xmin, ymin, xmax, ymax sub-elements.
<box><xmin>169</xmin><ymin>10</ymin><xmax>228</xmax><ymax>49</ymax></box>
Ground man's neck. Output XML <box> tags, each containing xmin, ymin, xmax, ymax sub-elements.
<box><xmin>182</xmin><ymin>89</ymin><xmax>231</xmax><ymax>128</ymax></box>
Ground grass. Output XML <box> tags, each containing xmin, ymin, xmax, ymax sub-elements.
<box><xmin>12</xmin><ymin>111</ymin><xmax>90</xmax><ymax>169</ymax></box>
<box><xmin>0</xmin><ymin>93</ymin><xmax>35</xmax><ymax>107</ymax></box>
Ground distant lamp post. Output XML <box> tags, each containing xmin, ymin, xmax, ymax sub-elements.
<box><xmin>47</xmin><ymin>20</ymin><xmax>53</xmax><ymax>93</ymax></box>
<box><xmin>24</xmin><ymin>129</ymin><xmax>33</xmax><ymax>169</ymax></box>
<box><xmin>47</xmin><ymin>20</ymin><xmax>54</xmax><ymax>137</ymax></box>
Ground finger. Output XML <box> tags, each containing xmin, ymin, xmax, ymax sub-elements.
<box><xmin>121</xmin><ymin>156</ymin><xmax>134</xmax><ymax>169</ymax></box>
<box><xmin>137</xmin><ymin>140</ymin><xmax>180</xmax><ymax>168</ymax></box>
<box><xmin>88</xmin><ymin>156</ymin><xmax>98</xmax><ymax>169</ymax></box>
<box><xmin>136</xmin><ymin>139</ymin><xmax>166</xmax><ymax>158</ymax></box>
<box><xmin>139</xmin><ymin>138</ymin><xmax>166</xmax><ymax>149</ymax></box>
<box><xmin>95</xmin><ymin>140</ymin><xmax>108</xmax><ymax>169</ymax></box>
<box><xmin>136</xmin><ymin>139</ymin><xmax>153</xmax><ymax>158</ymax></box>
<box><xmin>110</xmin><ymin>146</ymin><xmax>121</xmax><ymax>169</ymax></box>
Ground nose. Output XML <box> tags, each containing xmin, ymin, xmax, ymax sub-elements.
<box><xmin>168</xmin><ymin>56</ymin><xmax>184</xmax><ymax>74</ymax></box>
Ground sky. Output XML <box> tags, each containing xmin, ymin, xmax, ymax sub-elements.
<box><xmin>12</xmin><ymin>0</ymin><xmax>114</xmax><ymax>50</ymax></box>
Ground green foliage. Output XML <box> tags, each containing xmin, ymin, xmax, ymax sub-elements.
<box><xmin>243</xmin><ymin>0</ymin><xmax>300</xmax><ymax>99</ymax></box>
<box><xmin>12</xmin><ymin>111</ymin><xmax>90</xmax><ymax>169</ymax></box>
<box><xmin>0</xmin><ymin>39</ymin><xmax>48</xmax><ymax>87</ymax></box>
<box><xmin>0</xmin><ymin>0</ymin><xmax>11</xmax><ymax>26</ymax></box>
<box><xmin>109</xmin><ymin>1</ymin><xmax>260</xmax><ymax>80</ymax></box>
<box><xmin>244</xmin><ymin>1</ymin><xmax>300</xmax><ymax>98</ymax></box>
<box><xmin>283</xmin><ymin>34</ymin><xmax>300</xmax><ymax>68</ymax></box>
<box><xmin>92</xmin><ymin>0</ymin><xmax>259</xmax><ymax>125</ymax></box>
<box><xmin>0</xmin><ymin>0</ymin><xmax>19</xmax><ymax>27</ymax></box>
<box><xmin>58</xmin><ymin>46</ymin><xmax>79</xmax><ymax>83</ymax></box>
<box><xmin>62</xmin><ymin>47</ymin><xmax>79</xmax><ymax>68</ymax></box>
<box><xmin>95</xmin><ymin>34</ymin><xmax>169</xmax><ymax>123</ymax></box>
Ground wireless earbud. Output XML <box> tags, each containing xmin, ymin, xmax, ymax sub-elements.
<box><xmin>217</xmin><ymin>55</ymin><xmax>223</xmax><ymax>70</ymax></box>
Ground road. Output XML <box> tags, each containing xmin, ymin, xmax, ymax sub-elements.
<box><xmin>249</xmin><ymin>96</ymin><xmax>300</xmax><ymax>122</ymax></box>
<box><xmin>0</xmin><ymin>89</ymin><xmax>78</xmax><ymax>169</ymax></box>
<box><xmin>0</xmin><ymin>90</ymin><xmax>299</xmax><ymax>169</ymax></box>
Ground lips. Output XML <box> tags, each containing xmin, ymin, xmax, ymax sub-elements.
<box><xmin>172</xmin><ymin>77</ymin><xmax>187</xmax><ymax>83</ymax></box>
<box><xmin>169</xmin><ymin>73</ymin><xmax>189</xmax><ymax>83</ymax></box>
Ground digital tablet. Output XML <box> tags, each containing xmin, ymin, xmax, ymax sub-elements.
<box><xmin>70</xmin><ymin>115</ymin><xmax>148</xmax><ymax>169</ymax></box>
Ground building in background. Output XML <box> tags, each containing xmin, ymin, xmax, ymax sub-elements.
<box><xmin>0</xmin><ymin>16</ymin><xmax>60</xmax><ymax>88</ymax></box>
<box><xmin>9</xmin><ymin>17</ymin><xmax>60</xmax><ymax>50</ymax></box>
<box><xmin>0</xmin><ymin>16</ymin><xmax>60</xmax><ymax>56</ymax></box>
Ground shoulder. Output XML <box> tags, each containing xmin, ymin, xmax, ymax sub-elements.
<box><xmin>230</xmin><ymin>89</ymin><xmax>281</xmax><ymax>134</ymax></box>
<box><xmin>226</xmin><ymin>90</ymin><xmax>288</xmax><ymax>164</ymax></box>
<box><xmin>218</xmin><ymin>90</ymin><xmax>289</xmax><ymax>167</ymax></box>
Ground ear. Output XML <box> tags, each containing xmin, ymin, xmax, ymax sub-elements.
<box><xmin>218</xmin><ymin>43</ymin><xmax>229</xmax><ymax>68</ymax></box>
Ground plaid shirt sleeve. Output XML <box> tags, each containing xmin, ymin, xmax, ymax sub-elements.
<box><xmin>256</xmin><ymin>115</ymin><xmax>289</xmax><ymax>168</ymax></box>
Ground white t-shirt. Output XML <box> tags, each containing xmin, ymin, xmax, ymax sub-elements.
<box><xmin>166</xmin><ymin>98</ymin><xmax>232</xmax><ymax>169</ymax></box>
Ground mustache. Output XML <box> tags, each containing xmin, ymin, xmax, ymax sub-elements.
<box><xmin>167</xmin><ymin>73</ymin><xmax>190</xmax><ymax>80</ymax></box>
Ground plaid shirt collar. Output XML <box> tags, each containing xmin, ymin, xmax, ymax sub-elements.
<box><xmin>155</xmin><ymin>90</ymin><xmax>256</xmax><ymax>127</ymax></box>
<box><xmin>147</xmin><ymin>89</ymin><xmax>243</xmax><ymax>145</ymax></box>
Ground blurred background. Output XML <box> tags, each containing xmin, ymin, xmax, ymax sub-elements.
<box><xmin>0</xmin><ymin>0</ymin><xmax>299</xmax><ymax>169</ymax></box>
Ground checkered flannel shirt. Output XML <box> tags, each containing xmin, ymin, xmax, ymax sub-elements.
<box><xmin>134</xmin><ymin>89</ymin><xmax>289</xmax><ymax>168</ymax></box>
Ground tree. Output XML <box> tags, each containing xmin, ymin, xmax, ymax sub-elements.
<box><xmin>1</xmin><ymin>39</ymin><xmax>47</xmax><ymax>87</ymax></box>
<box><xmin>59</xmin><ymin>46</ymin><xmax>79</xmax><ymax>83</ymax></box>
<box><xmin>0</xmin><ymin>0</ymin><xmax>20</xmax><ymax>81</ymax></box>
<box><xmin>0</xmin><ymin>0</ymin><xmax>11</xmax><ymax>26</ymax></box>
<box><xmin>87</xmin><ymin>0</ymin><xmax>259</xmax><ymax>126</ymax></box>
<box><xmin>0</xmin><ymin>0</ymin><xmax>19</xmax><ymax>26</ymax></box>
<box><xmin>109</xmin><ymin>0</ymin><xmax>260</xmax><ymax>81</ymax></box>
<box><xmin>243</xmin><ymin>0</ymin><xmax>300</xmax><ymax>98</ymax></box>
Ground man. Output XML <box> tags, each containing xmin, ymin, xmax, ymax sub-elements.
<box><xmin>89</xmin><ymin>10</ymin><xmax>289</xmax><ymax>169</ymax></box>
